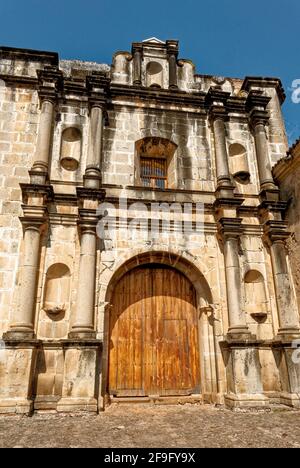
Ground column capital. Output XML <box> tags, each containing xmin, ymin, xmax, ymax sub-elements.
<box><xmin>218</xmin><ymin>217</ymin><xmax>243</xmax><ymax>240</ymax></box>
<box><xmin>37</xmin><ymin>66</ymin><xmax>63</xmax><ymax>103</ymax></box>
<box><xmin>249</xmin><ymin>108</ymin><xmax>270</xmax><ymax>128</ymax></box>
<box><xmin>131</xmin><ymin>42</ymin><xmax>143</xmax><ymax>55</ymax></box>
<box><xmin>86</xmin><ymin>72</ymin><xmax>110</xmax><ymax>109</ymax></box>
<box><xmin>20</xmin><ymin>183</ymin><xmax>54</xmax><ymax>202</ymax></box>
<box><xmin>20</xmin><ymin>205</ymin><xmax>49</xmax><ymax>231</ymax></box>
<box><xmin>209</xmin><ymin>104</ymin><xmax>229</xmax><ymax>122</ymax></box>
<box><xmin>207</xmin><ymin>87</ymin><xmax>230</xmax><ymax>118</ymax></box>
<box><xmin>77</xmin><ymin>209</ymin><xmax>99</xmax><ymax>234</ymax></box>
<box><xmin>214</xmin><ymin>197</ymin><xmax>245</xmax><ymax>219</ymax></box>
<box><xmin>246</xmin><ymin>90</ymin><xmax>271</xmax><ymax>127</ymax></box>
<box><xmin>262</xmin><ymin>220</ymin><xmax>291</xmax><ymax>246</ymax></box>
<box><xmin>246</xmin><ymin>89</ymin><xmax>271</xmax><ymax>109</ymax></box>
<box><xmin>166</xmin><ymin>39</ymin><xmax>179</xmax><ymax>57</ymax></box>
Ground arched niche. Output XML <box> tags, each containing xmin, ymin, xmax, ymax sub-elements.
<box><xmin>60</xmin><ymin>127</ymin><xmax>82</xmax><ymax>171</ymax></box>
<box><xmin>146</xmin><ymin>61</ymin><xmax>163</xmax><ymax>88</ymax></box>
<box><xmin>43</xmin><ymin>263</ymin><xmax>71</xmax><ymax>319</ymax></box>
<box><xmin>244</xmin><ymin>270</ymin><xmax>268</xmax><ymax>321</ymax></box>
<box><xmin>229</xmin><ymin>143</ymin><xmax>250</xmax><ymax>184</ymax></box>
<box><xmin>135</xmin><ymin>137</ymin><xmax>178</xmax><ymax>189</ymax></box>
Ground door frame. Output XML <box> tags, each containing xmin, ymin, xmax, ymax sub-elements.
<box><xmin>101</xmin><ymin>251</ymin><xmax>215</xmax><ymax>407</ymax></box>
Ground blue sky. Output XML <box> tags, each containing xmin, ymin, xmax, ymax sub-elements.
<box><xmin>1</xmin><ymin>0</ymin><xmax>299</xmax><ymax>144</ymax></box>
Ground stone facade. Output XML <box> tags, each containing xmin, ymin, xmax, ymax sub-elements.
<box><xmin>0</xmin><ymin>38</ymin><xmax>299</xmax><ymax>414</ymax></box>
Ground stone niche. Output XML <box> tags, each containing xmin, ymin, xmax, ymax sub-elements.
<box><xmin>244</xmin><ymin>269</ymin><xmax>271</xmax><ymax>339</ymax></box>
<box><xmin>229</xmin><ymin>143</ymin><xmax>251</xmax><ymax>184</ymax></box>
<box><xmin>60</xmin><ymin>127</ymin><xmax>82</xmax><ymax>171</ymax></box>
<box><xmin>38</xmin><ymin>263</ymin><xmax>71</xmax><ymax>340</ymax></box>
<box><xmin>146</xmin><ymin>61</ymin><xmax>164</xmax><ymax>88</ymax></box>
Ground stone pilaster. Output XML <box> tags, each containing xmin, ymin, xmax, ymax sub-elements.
<box><xmin>84</xmin><ymin>73</ymin><xmax>110</xmax><ymax>189</ymax></box>
<box><xmin>208</xmin><ymin>88</ymin><xmax>235</xmax><ymax>198</ymax></box>
<box><xmin>4</xmin><ymin>185</ymin><xmax>53</xmax><ymax>339</ymax></box>
<box><xmin>30</xmin><ymin>67</ymin><xmax>62</xmax><ymax>184</ymax></box>
<box><xmin>69</xmin><ymin>188</ymin><xmax>106</xmax><ymax>339</ymax></box>
<box><xmin>166</xmin><ymin>40</ymin><xmax>179</xmax><ymax>90</ymax></box>
<box><xmin>132</xmin><ymin>43</ymin><xmax>143</xmax><ymax>86</ymax></box>
<box><xmin>261</xmin><ymin>210</ymin><xmax>300</xmax><ymax>339</ymax></box>
<box><xmin>247</xmin><ymin>91</ymin><xmax>278</xmax><ymax>197</ymax></box>
<box><xmin>215</xmin><ymin>197</ymin><xmax>250</xmax><ymax>337</ymax></box>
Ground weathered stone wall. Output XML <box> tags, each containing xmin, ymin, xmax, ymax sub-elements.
<box><xmin>0</xmin><ymin>82</ymin><xmax>38</xmax><ymax>336</ymax></box>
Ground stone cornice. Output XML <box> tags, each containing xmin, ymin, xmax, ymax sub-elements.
<box><xmin>110</xmin><ymin>83</ymin><xmax>207</xmax><ymax>108</ymax></box>
<box><xmin>214</xmin><ymin>197</ymin><xmax>245</xmax><ymax>210</ymax></box>
<box><xmin>241</xmin><ymin>76</ymin><xmax>286</xmax><ymax>104</ymax></box>
<box><xmin>206</xmin><ymin>87</ymin><xmax>231</xmax><ymax>106</ymax></box>
<box><xmin>37</xmin><ymin>66</ymin><xmax>63</xmax><ymax>102</ymax></box>
<box><xmin>76</xmin><ymin>187</ymin><xmax>106</xmax><ymax>201</ymax></box>
<box><xmin>166</xmin><ymin>39</ymin><xmax>179</xmax><ymax>57</ymax></box>
<box><xmin>0</xmin><ymin>46</ymin><xmax>58</xmax><ymax>65</ymax></box>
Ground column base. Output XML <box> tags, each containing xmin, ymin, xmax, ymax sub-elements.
<box><xmin>215</xmin><ymin>183</ymin><xmax>235</xmax><ymax>199</ymax></box>
<box><xmin>68</xmin><ymin>330</ymin><xmax>97</xmax><ymax>340</ymax></box>
<box><xmin>57</xmin><ymin>397</ymin><xmax>98</xmax><ymax>414</ymax></box>
<box><xmin>83</xmin><ymin>167</ymin><xmax>101</xmax><ymax>189</ymax></box>
<box><xmin>224</xmin><ymin>393</ymin><xmax>270</xmax><ymax>410</ymax></box>
<box><xmin>276</xmin><ymin>329</ymin><xmax>300</xmax><ymax>342</ymax></box>
<box><xmin>227</xmin><ymin>328</ymin><xmax>253</xmax><ymax>342</ymax></box>
<box><xmin>3</xmin><ymin>329</ymin><xmax>35</xmax><ymax>341</ymax></box>
<box><xmin>0</xmin><ymin>398</ymin><xmax>33</xmax><ymax>415</ymax></box>
<box><xmin>280</xmin><ymin>392</ymin><xmax>300</xmax><ymax>408</ymax></box>
<box><xmin>259</xmin><ymin>185</ymin><xmax>279</xmax><ymax>201</ymax></box>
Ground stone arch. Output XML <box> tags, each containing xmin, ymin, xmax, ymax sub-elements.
<box><xmin>104</xmin><ymin>251</ymin><xmax>213</xmax><ymax>306</ymax></box>
<box><xmin>100</xmin><ymin>250</ymin><xmax>219</xmax><ymax>407</ymax></box>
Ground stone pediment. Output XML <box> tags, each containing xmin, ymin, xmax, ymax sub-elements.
<box><xmin>142</xmin><ymin>37</ymin><xmax>165</xmax><ymax>44</ymax></box>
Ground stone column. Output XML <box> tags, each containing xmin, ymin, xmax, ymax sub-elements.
<box><xmin>166</xmin><ymin>40</ymin><xmax>179</xmax><ymax>90</ymax></box>
<box><xmin>30</xmin><ymin>68</ymin><xmax>61</xmax><ymax>185</ymax></box>
<box><xmin>5</xmin><ymin>210</ymin><xmax>47</xmax><ymax>340</ymax></box>
<box><xmin>209</xmin><ymin>98</ymin><xmax>233</xmax><ymax>197</ymax></box>
<box><xmin>220</xmin><ymin>219</ymin><xmax>250</xmax><ymax>336</ymax></box>
<box><xmin>85</xmin><ymin>74</ymin><xmax>109</xmax><ymax>189</ymax></box>
<box><xmin>70</xmin><ymin>219</ymin><xmax>97</xmax><ymax>339</ymax></box>
<box><xmin>247</xmin><ymin>91</ymin><xmax>277</xmax><ymax>193</ymax></box>
<box><xmin>266</xmin><ymin>223</ymin><xmax>300</xmax><ymax>337</ymax></box>
<box><xmin>132</xmin><ymin>44</ymin><xmax>142</xmax><ymax>86</ymax></box>
<box><xmin>250</xmin><ymin>111</ymin><xmax>277</xmax><ymax>192</ymax></box>
<box><xmin>84</xmin><ymin>103</ymin><xmax>104</xmax><ymax>189</ymax></box>
<box><xmin>30</xmin><ymin>98</ymin><xmax>55</xmax><ymax>184</ymax></box>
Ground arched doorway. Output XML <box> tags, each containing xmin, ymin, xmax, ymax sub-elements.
<box><xmin>108</xmin><ymin>264</ymin><xmax>200</xmax><ymax>397</ymax></box>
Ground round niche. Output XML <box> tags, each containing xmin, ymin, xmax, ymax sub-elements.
<box><xmin>60</xmin><ymin>127</ymin><xmax>82</xmax><ymax>171</ymax></box>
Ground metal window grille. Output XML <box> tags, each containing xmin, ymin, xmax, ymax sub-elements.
<box><xmin>140</xmin><ymin>157</ymin><xmax>167</xmax><ymax>189</ymax></box>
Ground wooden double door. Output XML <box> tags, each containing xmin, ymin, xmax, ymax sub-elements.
<box><xmin>108</xmin><ymin>265</ymin><xmax>200</xmax><ymax>397</ymax></box>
